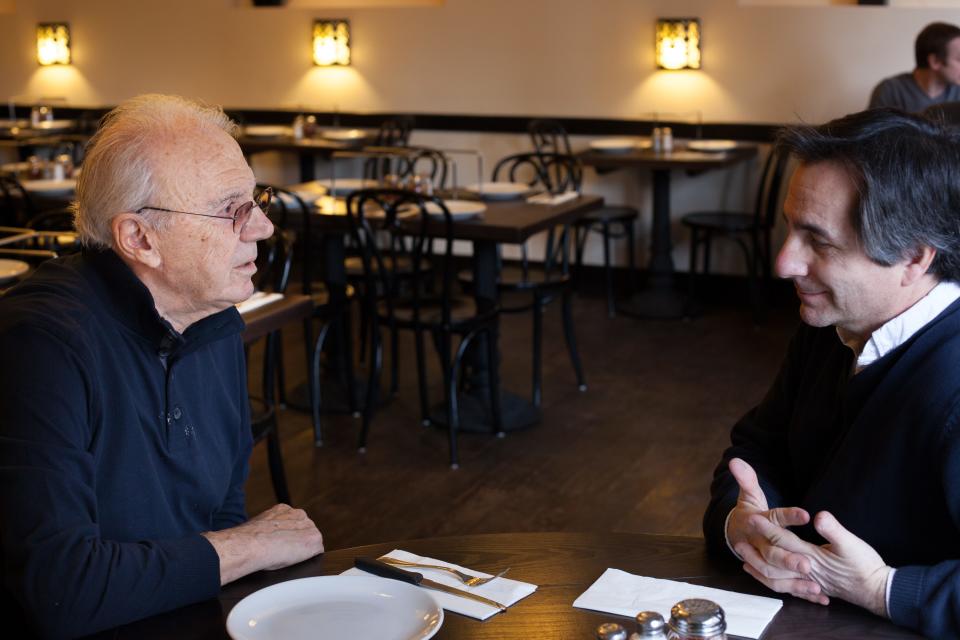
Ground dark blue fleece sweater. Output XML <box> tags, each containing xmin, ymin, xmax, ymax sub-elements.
<box><xmin>0</xmin><ymin>249</ymin><xmax>252</xmax><ymax>638</ymax></box>
<box><xmin>704</xmin><ymin>299</ymin><xmax>960</xmax><ymax>639</ymax></box>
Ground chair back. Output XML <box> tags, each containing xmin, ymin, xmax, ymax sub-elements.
<box><xmin>492</xmin><ymin>152</ymin><xmax>582</xmax><ymax>195</ymax></box>
<box><xmin>528</xmin><ymin>119</ymin><xmax>574</xmax><ymax>156</ymax></box>
<box><xmin>346</xmin><ymin>189</ymin><xmax>456</xmax><ymax>327</ymax></box>
<box><xmin>26</xmin><ymin>208</ymin><xmax>74</xmax><ymax>231</ymax></box>
<box><xmin>398</xmin><ymin>146</ymin><xmax>449</xmax><ymax>191</ymax></box>
<box><xmin>254</xmin><ymin>229</ymin><xmax>295</xmax><ymax>295</ymax></box>
<box><xmin>754</xmin><ymin>147</ymin><xmax>790</xmax><ymax>232</ymax></box>
<box><xmin>258</xmin><ymin>183</ymin><xmax>314</xmax><ymax>294</ymax></box>
<box><xmin>0</xmin><ymin>174</ymin><xmax>36</xmax><ymax>226</ymax></box>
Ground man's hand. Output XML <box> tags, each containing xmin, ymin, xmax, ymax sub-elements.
<box><xmin>748</xmin><ymin>511</ymin><xmax>891</xmax><ymax>618</ymax></box>
<box><xmin>725</xmin><ymin>458</ymin><xmax>826</xmax><ymax>604</ymax></box>
<box><xmin>202</xmin><ymin>503</ymin><xmax>325</xmax><ymax>585</ymax></box>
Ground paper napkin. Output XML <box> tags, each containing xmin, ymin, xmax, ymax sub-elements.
<box><xmin>235</xmin><ymin>291</ymin><xmax>283</xmax><ymax>315</ymax></box>
<box><xmin>573</xmin><ymin>568</ymin><xmax>782</xmax><ymax>639</ymax></box>
<box><xmin>526</xmin><ymin>190</ymin><xmax>579</xmax><ymax>206</ymax></box>
<box><xmin>344</xmin><ymin>549</ymin><xmax>537</xmax><ymax>621</ymax></box>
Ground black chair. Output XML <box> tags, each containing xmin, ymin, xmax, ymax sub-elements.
<box><xmin>0</xmin><ymin>174</ymin><xmax>37</xmax><ymax>227</ymax></box>
<box><xmin>681</xmin><ymin>147</ymin><xmax>789</xmax><ymax>317</ymax></box>
<box><xmin>347</xmin><ymin>188</ymin><xmax>502</xmax><ymax>469</ymax></box>
<box><xmin>364</xmin><ymin>116</ymin><xmax>415</xmax><ymax>181</ymax></box>
<box><xmin>263</xmin><ymin>184</ymin><xmax>358</xmax><ymax>447</ymax></box>
<box><xmin>529</xmin><ymin>119</ymin><xmax>640</xmax><ymax>317</ymax></box>
<box><xmin>457</xmin><ymin>152</ymin><xmax>586</xmax><ymax>409</ymax></box>
<box><xmin>247</xmin><ymin>229</ymin><xmax>295</xmax><ymax>505</ymax></box>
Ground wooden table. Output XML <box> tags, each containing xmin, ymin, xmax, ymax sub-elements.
<box><xmin>579</xmin><ymin>145</ymin><xmax>758</xmax><ymax>319</ymax></box>
<box><xmin>314</xmin><ymin>194</ymin><xmax>604</xmax><ymax>433</ymax></box>
<box><xmin>239</xmin><ymin>294</ymin><xmax>313</xmax><ymax>345</ymax></box>
<box><xmin>95</xmin><ymin>531</ymin><xmax>922</xmax><ymax>639</ymax></box>
<box><xmin>237</xmin><ymin>134</ymin><xmax>371</xmax><ymax>182</ymax></box>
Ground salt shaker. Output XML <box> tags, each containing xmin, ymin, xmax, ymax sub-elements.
<box><xmin>661</xmin><ymin>127</ymin><xmax>674</xmax><ymax>153</ymax></box>
<box><xmin>596</xmin><ymin>622</ymin><xmax>629</xmax><ymax>640</ymax></box>
<box><xmin>667</xmin><ymin>599</ymin><xmax>726</xmax><ymax>640</ymax></box>
<box><xmin>292</xmin><ymin>114</ymin><xmax>305</xmax><ymax>140</ymax></box>
<box><xmin>635</xmin><ymin>611</ymin><xmax>668</xmax><ymax>638</ymax></box>
<box><xmin>652</xmin><ymin>127</ymin><xmax>663</xmax><ymax>153</ymax></box>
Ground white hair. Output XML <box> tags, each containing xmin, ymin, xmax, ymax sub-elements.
<box><xmin>72</xmin><ymin>94</ymin><xmax>238</xmax><ymax>249</ymax></box>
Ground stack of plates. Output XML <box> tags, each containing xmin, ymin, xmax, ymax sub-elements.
<box><xmin>465</xmin><ymin>182</ymin><xmax>530</xmax><ymax>201</ymax></box>
<box><xmin>589</xmin><ymin>138</ymin><xmax>650</xmax><ymax>153</ymax></box>
<box><xmin>686</xmin><ymin>139</ymin><xmax>738</xmax><ymax>152</ymax></box>
<box><xmin>321</xmin><ymin>128</ymin><xmax>366</xmax><ymax>141</ymax></box>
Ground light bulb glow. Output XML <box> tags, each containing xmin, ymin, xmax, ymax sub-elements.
<box><xmin>656</xmin><ymin>18</ymin><xmax>700</xmax><ymax>70</ymax></box>
<box><xmin>313</xmin><ymin>20</ymin><xmax>350</xmax><ymax>66</ymax></box>
<box><xmin>37</xmin><ymin>23</ymin><xmax>71</xmax><ymax>66</ymax></box>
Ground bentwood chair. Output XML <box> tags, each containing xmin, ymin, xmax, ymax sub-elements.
<box><xmin>247</xmin><ymin>229</ymin><xmax>295</xmax><ymax>504</ymax></box>
<box><xmin>0</xmin><ymin>174</ymin><xmax>37</xmax><ymax>227</ymax></box>
<box><xmin>263</xmin><ymin>183</ymin><xmax>358</xmax><ymax>447</ymax></box>
<box><xmin>347</xmin><ymin>188</ymin><xmax>502</xmax><ymax>469</ymax></box>
<box><xmin>682</xmin><ymin>147</ymin><xmax>789</xmax><ymax>319</ymax></box>
<box><xmin>529</xmin><ymin>119</ymin><xmax>640</xmax><ymax>317</ymax></box>
<box><xmin>364</xmin><ymin>116</ymin><xmax>415</xmax><ymax>182</ymax></box>
<box><xmin>457</xmin><ymin>152</ymin><xmax>586</xmax><ymax>408</ymax></box>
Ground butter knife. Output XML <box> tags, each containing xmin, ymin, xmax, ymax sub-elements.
<box><xmin>354</xmin><ymin>557</ymin><xmax>508</xmax><ymax>613</ymax></box>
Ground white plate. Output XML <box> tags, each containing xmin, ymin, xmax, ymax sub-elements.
<box><xmin>21</xmin><ymin>178</ymin><xmax>76</xmax><ymax>193</ymax></box>
<box><xmin>321</xmin><ymin>128</ymin><xmax>366</xmax><ymax>141</ymax></box>
<box><xmin>32</xmin><ymin>119</ymin><xmax>76</xmax><ymax>131</ymax></box>
<box><xmin>465</xmin><ymin>182</ymin><xmax>530</xmax><ymax>200</ymax></box>
<box><xmin>0</xmin><ymin>259</ymin><xmax>29</xmax><ymax>284</ymax></box>
<box><xmin>589</xmin><ymin>138</ymin><xmax>641</xmax><ymax>153</ymax></box>
<box><xmin>313</xmin><ymin>177</ymin><xmax>379</xmax><ymax>197</ymax></box>
<box><xmin>687</xmin><ymin>139</ymin><xmax>738</xmax><ymax>152</ymax></box>
<box><xmin>226</xmin><ymin>575</ymin><xmax>443</xmax><ymax>640</ymax></box>
<box><xmin>424</xmin><ymin>199</ymin><xmax>486</xmax><ymax>220</ymax></box>
<box><xmin>243</xmin><ymin>125</ymin><xmax>293</xmax><ymax>137</ymax></box>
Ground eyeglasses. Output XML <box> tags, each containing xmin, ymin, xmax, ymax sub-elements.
<box><xmin>136</xmin><ymin>187</ymin><xmax>273</xmax><ymax>234</ymax></box>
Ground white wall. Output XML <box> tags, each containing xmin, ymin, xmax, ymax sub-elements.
<box><xmin>1</xmin><ymin>0</ymin><xmax>957</xmax><ymax>271</ymax></box>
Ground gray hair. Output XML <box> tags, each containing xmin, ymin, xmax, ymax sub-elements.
<box><xmin>776</xmin><ymin>108</ymin><xmax>960</xmax><ymax>282</ymax></box>
<box><xmin>72</xmin><ymin>94</ymin><xmax>238</xmax><ymax>249</ymax></box>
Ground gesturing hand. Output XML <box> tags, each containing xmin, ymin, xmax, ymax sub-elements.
<box><xmin>203</xmin><ymin>503</ymin><xmax>325</xmax><ymax>585</ymax></box>
<box><xmin>725</xmin><ymin>458</ymin><xmax>826</xmax><ymax>604</ymax></box>
<box><xmin>748</xmin><ymin>511</ymin><xmax>891</xmax><ymax>617</ymax></box>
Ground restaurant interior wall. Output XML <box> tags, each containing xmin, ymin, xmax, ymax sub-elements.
<box><xmin>0</xmin><ymin>0</ymin><xmax>953</xmax><ymax>273</ymax></box>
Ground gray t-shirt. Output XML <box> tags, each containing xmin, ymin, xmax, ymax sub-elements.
<box><xmin>869</xmin><ymin>72</ymin><xmax>960</xmax><ymax>112</ymax></box>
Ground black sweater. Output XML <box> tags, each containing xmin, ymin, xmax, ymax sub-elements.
<box><xmin>704</xmin><ymin>300</ymin><xmax>960</xmax><ymax>639</ymax></box>
<box><xmin>0</xmin><ymin>250</ymin><xmax>252</xmax><ymax>638</ymax></box>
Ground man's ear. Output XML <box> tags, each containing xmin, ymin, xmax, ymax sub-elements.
<box><xmin>112</xmin><ymin>214</ymin><xmax>162</xmax><ymax>269</ymax></box>
<box><xmin>902</xmin><ymin>245</ymin><xmax>936</xmax><ymax>287</ymax></box>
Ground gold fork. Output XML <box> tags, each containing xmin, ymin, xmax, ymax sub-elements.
<box><xmin>377</xmin><ymin>556</ymin><xmax>510</xmax><ymax>587</ymax></box>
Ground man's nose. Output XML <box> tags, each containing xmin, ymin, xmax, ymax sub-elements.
<box><xmin>241</xmin><ymin>206</ymin><xmax>274</xmax><ymax>242</ymax></box>
<box><xmin>774</xmin><ymin>235</ymin><xmax>807</xmax><ymax>280</ymax></box>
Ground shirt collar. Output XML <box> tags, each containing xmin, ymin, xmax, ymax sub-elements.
<box><xmin>838</xmin><ymin>280</ymin><xmax>960</xmax><ymax>372</ymax></box>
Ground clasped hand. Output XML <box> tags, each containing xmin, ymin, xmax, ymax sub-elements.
<box><xmin>726</xmin><ymin>458</ymin><xmax>891</xmax><ymax>618</ymax></box>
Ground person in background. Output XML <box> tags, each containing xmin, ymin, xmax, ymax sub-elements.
<box><xmin>0</xmin><ymin>94</ymin><xmax>324</xmax><ymax>638</ymax></box>
<box><xmin>869</xmin><ymin>21</ymin><xmax>960</xmax><ymax>112</ymax></box>
<box><xmin>703</xmin><ymin>108</ymin><xmax>960</xmax><ymax>639</ymax></box>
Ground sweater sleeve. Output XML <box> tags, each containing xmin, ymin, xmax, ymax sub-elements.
<box><xmin>886</xmin><ymin>401</ymin><xmax>960</xmax><ymax>638</ymax></box>
<box><xmin>702</xmin><ymin>327</ymin><xmax>806</xmax><ymax>554</ymax></box>
<box><xmin>0</xmin><ymin>323</ymin><xmax>221</xmax><ymax>639</ymax></box>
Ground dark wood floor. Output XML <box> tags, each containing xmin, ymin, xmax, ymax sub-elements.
<box><xmin>245</xmin><ymin>287</ymin><xmax>800</xmax><ymax>552</ymax></box>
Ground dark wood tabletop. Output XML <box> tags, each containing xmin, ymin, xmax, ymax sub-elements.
<box><xmin>101</xmin><ymin>531</ymin><xmax>922</xmax><ymax>639</ymax></box>
<box><xmin>578</xmin><ymin>144</ymin><xmax>758</xmax><ymax>172</ymax></box>
<box><xmin>310</xmin><ymin>194</ymin><xmax>605</xmax><ymax>244</ymax></box>
<box><xmin>239</xmin><ymin>294</ymin><xmax>312</xmax><ymax>344</ymax></box>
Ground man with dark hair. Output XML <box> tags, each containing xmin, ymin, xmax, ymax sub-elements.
<box><xmin>869</xmin><ymin>21</ymin><xmax>960</xmax><ymax>111</ymax></box>
<box><xmin>704</xmin><ymin>108</ymin><xmax>960</xmax><ymax>639</ymax></box>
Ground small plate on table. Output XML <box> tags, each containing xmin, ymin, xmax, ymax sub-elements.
<box><xmin>321</xmin><ymin>128</ymin><xmax>366</xmax><ymax>141</ymax></box>
<box><xmin>32</xmin><ymin>119</ymin><xmax>76</xmax><ymax>132</ymax></box>
<box><xmin>21</xmin><ymin>178</ymin><xmax>76</xmax><ymax>194</ymax></box>
<box><xmin>243</xmin><ymin>125</ymin><xmax>293</xmax><ymax>138</ymax></box>
<box><xmin>589</xmin><ymin>138</ymin><xmax>647</xmax><ymax>153</ymax></box>
<box><xmin>424</xmin><ymin>199</ymin><xmax>486</xmax><ymax>221</ymax></box>
<box><xmin>686</xmin><ymin>139</ymin><xmax>738</xmax><ymax>152</ymax></box>
<box><xmin>0</xmin><ymin>259</ymin><xmax>29</xmax><ymax>285</ymax></box>
<box><xmin>465</xmin><ymin>181</ymin><xmax>530</xmax><ymax>201</ymax></box>
<box><xmin>226</xmin><ymin>575</ymin><xmax>443</xmax><ymax>640</ymax></box>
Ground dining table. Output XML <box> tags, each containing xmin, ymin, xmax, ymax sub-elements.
<box><xmin>236</xmin><ymin>129</ymin><xmax>373</xmax><ymax>182</ymax></box>
<box><xmin>578</xmin><ymin>143</ymin><xmax>758</xmax><ymax>319</ymax></box>
<box><xmin>310</xmin><ymin>192</ymin><xmax>605</xmax><ymax>433</ymax></box>
<box><xmin>91</xmin><ymin>530</ymin><xmax>923</xmax><ymax>639</ymax></box>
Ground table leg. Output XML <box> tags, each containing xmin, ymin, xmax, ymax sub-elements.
<box><xmin>617</xmin><ymin>168</ymin><xmax>689</xmax><ymax>319</ymax></box>
<box><xmin>299</xmin><ymin>152</ymin><xmax>316</xmax><ymax>182</ymax></box>
<box><xmin>429</xmin><ymin>240</ymin><xmax>540</xmax><ymax>433</ymax></box>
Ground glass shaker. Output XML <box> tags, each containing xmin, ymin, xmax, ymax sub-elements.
<box><xmin>666</xmin><ymin>599</ymin><xmax>726</xmax><ymax>640</ymax></box>
<box><xmin>292</xmin><ymin>114</ymin><xmax>305</xmax><ymax>140</ymax></box>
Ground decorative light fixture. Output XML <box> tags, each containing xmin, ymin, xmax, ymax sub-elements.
<box><xmin>313</xmin><ymin>19</ymin><xmax>350</xmax><ymax>66</ymax></box>
<box><xmin>36</xmin><ymin>22</ymin><xmax>71</xmax><ymax>66</ymax></box>
<box><xmin>655</xmin><ymin>18</ymin><xmax>700</xmax><ymax>70</ymax></box>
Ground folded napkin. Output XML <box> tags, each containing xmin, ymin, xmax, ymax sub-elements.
<box><xmin>235</xmin><ymin>291</ymin><xmax>283</xmax><ymax>316</ymax></box>
<box><xmin>526</xmin><ymin>190</ymin><xmax>579</xmax><ymax>206</ymax></box>
<box><xmin>573</xmin><ymin>568</ymin><xmax>782</xmax><ymax>639</ymax></box>
<box><xmin>343</xmin><ymin>549</ymin><xmax>537</xmax><ymax>621</ymax></box>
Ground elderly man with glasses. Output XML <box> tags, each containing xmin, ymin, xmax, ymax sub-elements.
<box><xmin>0</xmin><ymin>94</ymin><xmax>324</xmax><ymax>638</ymax></box>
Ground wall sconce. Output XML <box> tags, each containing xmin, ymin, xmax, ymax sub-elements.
<box><xmin>313</xmin><ymin>19</ymin><xmax>350</xmax><ymax>66</ymax></box>
<box><xmin>655</xmin><ymin>18</ymin><xmax>700</xmax><ymax>70</ymax></box>
<box><xmin>37</xmin><ymin>22</ymin><xmax>71</xmax><ymax>66</ymax></box>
